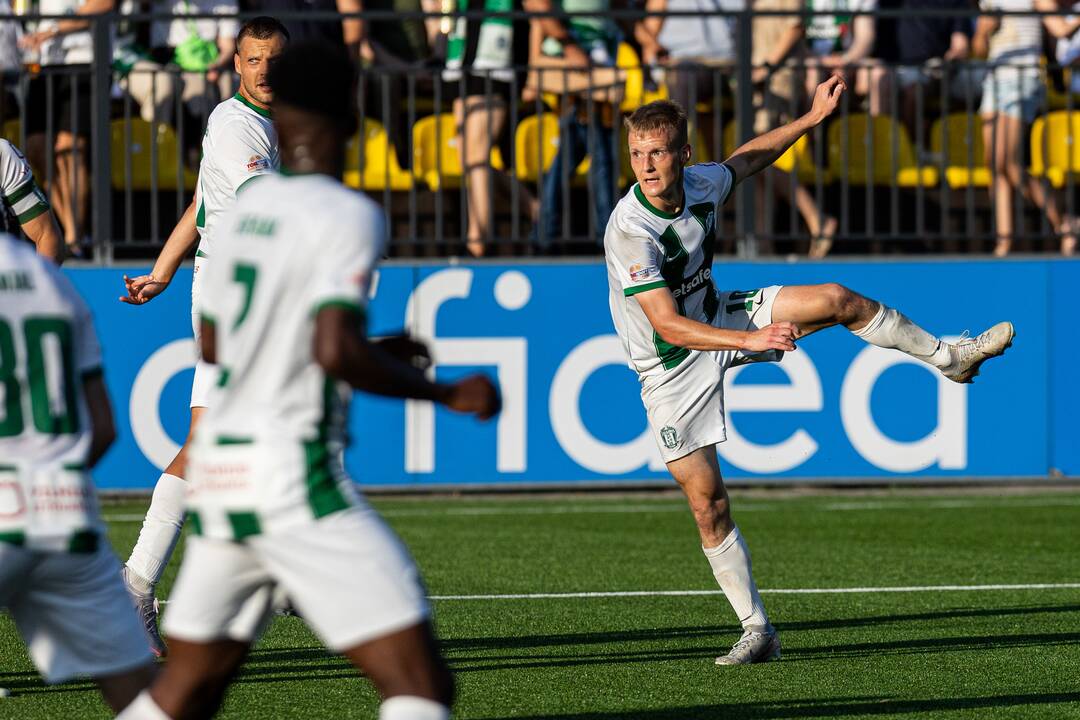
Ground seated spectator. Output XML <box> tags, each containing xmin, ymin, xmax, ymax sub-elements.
<box><xmin>753</xmin><ymin>0</ymin><xmax>838</xmax><ymax>257</ymax></box>
<box><xmin>445</xmin><ymin>0</ymin><xmax>534</xmax><ymax>257</ymax></box>
<box><xmin>1054</xmin><ymin>0</ymin><xmax>1080</xmax><ymax>94</ymax></box>
<box><xmin>974</xmin><ymin>0</ymin><xmax>1080</xmax><ymax>256</ymax></box>
<box><xmin>527</xmin><ymin>0</ymin><xmax>620</xmax><ymax>251</ymax></box>
<box><xmin>873</xmin><ymin>0</ymin><xmax>975</xmax><ymax>136</ymax></box>
<box><xmin>657</xmin><ymin>0</ymin><xmax>742</xmax><ymax>134</ymax></box>
<box><xmin>802</xmin><ymin>0</ymin><xmax>884</xmax><ymax>115</ymax></box>
<box><xmin>0</xmin><ymin>0</ymin><xmax>22</xmax><ymax>122</ymax></box>
<box><xmin>20</xmin><ymin>0</ymin><xmax>113</xmax><ymax>257</ymax></box>
<box><xmin>121</xmin><ymin>0</ymin><xmax>237</xmax><ymax>142</ymax></box>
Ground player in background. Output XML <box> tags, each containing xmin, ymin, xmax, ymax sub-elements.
<box><xmin>116</xmin><ymin>16</ymin><xmax>289</xmax><ymax>656</ymax></box>
<box><xmin>117</xmin><ymin>42</ymin><xmax>500</xmax><ymax>720</ymax></box>
<box><xmin>0</xmin><ymin>138</ymin><xmax>64</xmax><ymax>263</ymax></box>
<box><xmin>605</xmin><ymin>77</ymin><xmax>1014</xmax><ymax>665</ymax></box>
<box><xmin>0</xmin><ymin>234</ymin><xmax>157</xmax><ymax>709</ymax></box>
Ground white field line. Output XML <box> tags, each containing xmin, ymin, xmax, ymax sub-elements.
<box><xmin>155</xmin><ymin>582</ymin><xmax>1080</xmax><ymax>605</ymax></box>
<box><xmin>428</xmin><ymin>584</ymin><xmax>1080</xmax><ymax>601</ymax></box>
<box><xmin>101</xmin><ymin>496</ymin><xmax>1080</xmax><ymax>523</ymax></box>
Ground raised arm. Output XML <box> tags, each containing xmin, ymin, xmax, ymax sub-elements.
<box><xmin>723</xmin><ymin>74</ymin><xmax>846</xmax><ymax>186</ymax></box>
<box><xmin>120</xmin><ymin>201</ymin><xmax>199</xmax><ymax>304</ymax></box>
<box><xmin>634</xmin><ymin>286</ymin><xmax>799</xmax><ymax>353</ymax></box>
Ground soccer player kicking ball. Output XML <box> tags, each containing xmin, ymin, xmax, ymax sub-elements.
<box><xmin>116</xmin><ymin>43</ymin><xmax>500</xmax><ymax>720</ymax></box>
<box><xmin>604</xmin><ymin>76</ymin><xmax>1014</xmax><ymax>665</ymax></box>
<box><xmin>0</xmin><ymin>234</ymin><xmax>157</xmax><ymax>709</ymax></box>
<box><xmin>117</xmin><ymin>16</ymin><xmax>289</xmax><ymax>656</ymax></box>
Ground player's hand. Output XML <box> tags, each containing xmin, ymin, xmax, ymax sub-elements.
<box><xmin>809</xmin><ymin>73</ymin><xmax>846</xmax><ymax>125</ymax></box>
<box><xmin>376</xmin><ymin>334</ymin><xmax>432</xmax><ymax>371</ymax></box>
<box><xmin>444</xmin><ymin>374</ymin><xmax>501</xmax><ymax>421</ymax></box>
<box><xmin>742</xmin><ymin>322</ymin><xmax>800</xmax><ymax>353</ymax></box>
<box><xmin>119</xmin><ymin>274</ymin><xmax>168</xmax><ymax>305</ymax></box>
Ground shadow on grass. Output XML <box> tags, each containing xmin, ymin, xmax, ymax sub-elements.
<box><xmin>471</xmin><ymin>692</ymin><xmax>1080</xmax><ymax>719</ymax></box>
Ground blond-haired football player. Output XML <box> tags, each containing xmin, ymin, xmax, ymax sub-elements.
<box><xmin>605</xmin><ymin>75</ymin><xmax>1014</xmax><ymax>665</ymax></box>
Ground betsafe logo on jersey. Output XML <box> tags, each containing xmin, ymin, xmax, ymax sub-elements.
<box><xmin>120</xmin><ymin>262</ymin><xmax>1030</xmax><ymax>485</ymax></box>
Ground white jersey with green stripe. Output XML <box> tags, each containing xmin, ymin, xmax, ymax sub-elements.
<box><xmin>604</xmin><ymin>162</ymin><xmax>734</xmax><ymax>379</ymax></box>
<box><xmin>193</xmin><ymin>93</ymin><xmax>278</xmax><ymax>260</ymax></box>
<box><xmin>189</xmin><ymin>173</ymin><xmax>384</xmax><ymax>540</ymax></box>
<box><xmin>0</xmin><ymin>234</ymin><xmax>105</xmax><ymax>552</ymax></box>
<box><xmin>0</xmin><ymin>140</ymin><xmax>50</xmax><ymax>232</ymax></box>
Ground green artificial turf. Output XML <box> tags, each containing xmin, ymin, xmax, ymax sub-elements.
<box><xmin>2</xmin><ymin>489</ymin><xmax>1079</xmax><ymax>719</ymax></box>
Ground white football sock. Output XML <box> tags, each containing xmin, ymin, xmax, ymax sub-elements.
<box><xmin>126</xmin><ymin>473</ymin><xmax>187</xmax><ymax>591</ymax></box>
<box><xmin>703</xmin><ymin>525</ymin><xmax>771</xmax><ymax>632</ymax></box>
<box><xmin>852</xmin><ymin>304</ymin><xmax>952</xmax><ymax>368</ymax></box>
<box><xmin>379</xmin><ymin>696</ymin><xmax>450</xmax><ymax>720</ymax></box>
<box><xmin>116</xmin><ymin>690</ymin><xmax>171</xmax><ymax>719</ymax></box>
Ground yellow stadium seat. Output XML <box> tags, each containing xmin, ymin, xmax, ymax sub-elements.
<box><xmin>111</xmin><ymin>119</ymin><xmax>198</xmax><ymax>191</ymax></box>
<box><xmin>1030</xmin><ymin>111</ymin><xmax>1080</xmax><ymax>188</ymax></box>
<box><xmin>1</xmin><ymin>120</ymin><xmax>20</xmax><ymax>144</ymax></box>
<box><xmin>827</xmin><ymin>114</ymin><xmax>937</xmax><ymax>187</ymax></box>
<box><xmin>513</xmin><ymin>113</ymin><xmax>593</xmax><ymax>181</ymax></box>
<box><xmin>343</xmin><ymin>119</ymin><xmax>413</xmax><ymax>191</ymax></box>
<box><xmin>618</xmin><ymin>42</ymin><xmax>668</xmax><ymax>112</ymax></box>
<box><xmin>411</xmin><ymin>114</ymin><xmax>504</xmax><ymax>191</ymax></box>
<box><xmin>930</xmin><ymin>114</ymin><xmax>990</xmax><ymax>188</ymax></box>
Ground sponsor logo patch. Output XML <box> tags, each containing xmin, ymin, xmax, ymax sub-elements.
<box><xmin>628</xmin><ymin>262</ymin><xmax>658</xmax><ymax>282</ymax></box>
<box><xmin>246</xmin><ymin>155</ymin><xmax>271</xmax><ymax>173</ymax></box>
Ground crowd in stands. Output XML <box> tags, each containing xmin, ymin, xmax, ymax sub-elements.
<box><xmin>1</xmin><ymin>0</ymin><xmax>1080</xmax><ymax>257</ymax></box>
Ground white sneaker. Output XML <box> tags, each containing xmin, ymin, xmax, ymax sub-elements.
<box><xmin>714</xmin><ymin>628</ymin><xmax>781</xmax><ymax>666</ymax></box>
<box><xmin>941</xmin><ymin>321</ymin><xmax>1015</xmax><ymax>384</ymax></box>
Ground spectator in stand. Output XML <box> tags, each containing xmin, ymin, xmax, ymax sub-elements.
<box><xmin>974</xmin><ymin>0</ymin><xmax>1080</xmax><ymax>256</ymax></box>
<box><xmin>20</xmin><ymin>0</ymin><xmax>114</xmax><ymax>257</ymax></box>
<box><xmin>119</xmin><ymin>0</ymin><xmax>239</xmax><ymax>165</ymax></box>
<box><xmin>803</xmin><ymin>0</ymin><xmax>884</xmax><ymax>115</ymax></box>
<box><xmin>0</xmin><ymin>1</ymin><xmax>22</xmax><ymax>122</ymax></box>
<box><xmin>873</xmin><ymin>0</ymin><xmax>974</xmax><ymax>137</ymax></box>
<box><xmin>242</xmin><ymin>0</ymin><xmax>360</xmax><ymax>55</ymax></box>
<box><xmin>752</xmin><ymin>0</ymin><xmax>839</xmax><ymax>257</ymax></box>
<box><xmin>657</xmin><ymin>0</ymin><xmax>741</xmax><ymax>129</ymax></box>
<box><xmin>527</xmin><ymin>0</ymin><xmax>621</xmax><ymax>250</ymax></box>
<box><xmin>1055</xmin><ymin>0</ymin><xmax>1080</xmax><ymax>93</ymax></box>
<box><xmin>444</xmin><ymin>0</ymin><xmax>533</xmax><ymax>257</ymax></box>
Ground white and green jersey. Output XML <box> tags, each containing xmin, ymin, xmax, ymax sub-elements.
<box><xmin>0</xmin><ymin>234</ymin><xmax>104</xmax><ymax>552</ymax></box>
<box><xmin>0</xmin><ymin>139</ymin><xmax>50</xmax><ymax>235</ymax></box>
<box><xmin>193</xmin><ymin>93</ymin><xmax>278</xmax><ymax>260</ymax></box>
<box><xmin>605</xmin><ymin>162</ymin><xmax>735</xmax><ymax>379</ymax></box>
<box><xmin>189</xmin><ymin>173</ymin><xmax>384</xmax><ymax>540</ymax></box>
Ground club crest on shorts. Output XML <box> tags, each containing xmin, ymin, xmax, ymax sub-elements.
<box><xmin>660</xmin><ymin>426</ymin><xmax>679</xmax><ymax>450</ymax></box>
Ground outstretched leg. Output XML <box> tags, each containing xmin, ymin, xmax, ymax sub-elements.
<box><xmin>667</xmin><ymin>445</ymin><xmax>779</xmax><ymax>666</ymax></box>
<box><xmin>772</xmin><ymin>283</ymin><xmax>1014</xmax><ymax>383</ymax></box>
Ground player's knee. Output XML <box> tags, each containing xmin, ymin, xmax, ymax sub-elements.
<box><xmin>821</xmin><ymin>283</ymin><xmax>860</xmax><ymax>322</ymax></box>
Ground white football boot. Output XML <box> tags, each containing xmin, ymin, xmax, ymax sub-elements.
<box><xmin>715</xmin><ymin>628</ymin><xmax>782</xmax><ymax>666</ymax></box>
<box><xmin>940</xmin><ymin>321</ymin><xmax>1015</xmax><ymax>384</ymax></box>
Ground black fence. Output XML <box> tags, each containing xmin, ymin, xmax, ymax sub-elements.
<box><xmin>4</xmin><ymin>7</ymin><xmax>1080</xmax><ymax>261</ymax></box>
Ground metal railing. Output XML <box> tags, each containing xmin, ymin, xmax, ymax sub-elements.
<box><xmin>2</xmin><ymin>7</ymin><xmax>1078</xmax><ymax>261</ymax></box>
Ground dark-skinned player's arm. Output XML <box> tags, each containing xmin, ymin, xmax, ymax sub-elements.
<box><xmin>198</xmin><ymin>313</ymin><xmax>499</xmax><ymax>421</ymax></box>
<box><xmin>722</xmin><ymin>73</ymin><xmax>846</xmax><ymax>186</ymax></box>
<box><xmin>634</xmin><ymin>286</ymin><xmax>799</xmax><ymax>353</ymax></box>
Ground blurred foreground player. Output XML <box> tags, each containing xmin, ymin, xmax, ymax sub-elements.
<box><xmin>605</xmin><ymin>78</ymin><xmax>1015</xmax><ymax>665</ymax></box>
<box><xmin>117</xmin><ymin>43</ymin><xmax>500</xmax><ymax>720</ymax></box>
<box><xmin>0</xmin><ymin>234</ymin><xmax>156</xmax><ymax>710</ymax></box>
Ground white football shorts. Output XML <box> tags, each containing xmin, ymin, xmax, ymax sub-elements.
<box><xmin>640</xmin><ymin>285</ymin><xmax>783</xmax><ymax>464</ymax></box>
<box><xmin>163</xmin><ymin>505</ymin><xmax>430</xmax><ymax>652</ymax></box>
<box><xmin>0</xmin><ymin>541</ymin><xmax>153</xmax><ymax>684</ymax></box>
<box><xmin>190</xmin><ymin>255</ymin><xmax>219</xmax><ymax>409</ymax></box>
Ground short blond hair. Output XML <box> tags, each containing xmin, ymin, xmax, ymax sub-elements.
<box><xmin>626</xmin><ymin>100</ymin><xmax>688</xmax><ymax>149</ymax></box>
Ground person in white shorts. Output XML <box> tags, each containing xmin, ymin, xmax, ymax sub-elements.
<box><xmin>0</xmin><ymin>233</ymin><xmax>156</xmax><ymax>709</ymax></box>
<box><xmin>606</xmin><ymin>76</ymin><xmax>1015</xmax><ymax>666</ymax></box>
<box><xmin>116</xmin><ymin>43</ymin><xmax>501</xmax><ymax>720</ymax></box>
<box><xmin>116</xmin><ymin>16</ymin><xmax>289</xmax><ymax>656</ymax></box>
<box><xmin>0</xmin><ymin>138</ymin><xmax>64</xmax><ymax>263</ymax></box>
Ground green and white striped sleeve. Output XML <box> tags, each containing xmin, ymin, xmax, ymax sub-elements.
<box><xmin>0</xmin><ymin>140</ymin><xmax>49</xmax><ymax>224</ymax></box>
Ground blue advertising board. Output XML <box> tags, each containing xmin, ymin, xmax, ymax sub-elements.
<box><xmin>67</xmin><ymin>259</ymin><xmax>1078</xmax><ymax>489</ymax></box>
